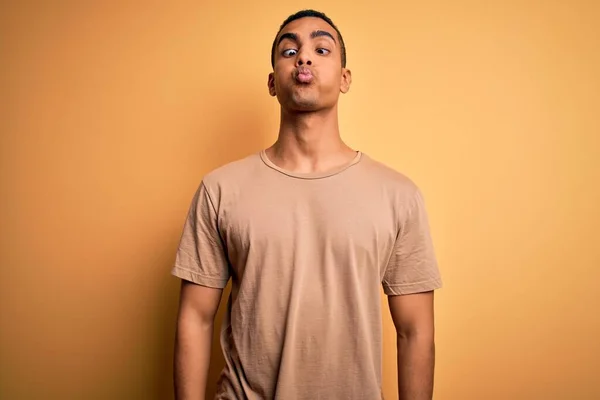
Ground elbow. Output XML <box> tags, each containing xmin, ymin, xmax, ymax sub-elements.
<box><xmin>177</xmin><ymin>303</ymin><xmax>216</xmax><ymax>334</ymax></box>
<box><xmin>396</xmin><ymin>325</ymin><xmax>435</xmax><ymax>345</ymax></box>
<box><xmin>396</xmin><ymin>329</ymin><xmax>435</xmax><ymax>357</ymax></box>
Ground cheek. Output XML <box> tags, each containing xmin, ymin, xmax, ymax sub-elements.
<box><xmin>321</xmin><ymin>69</ymin><xmax>342</xmax><ymax>88</ymax></box>
<box><xmin>272</xmin><ymin>74</ymin><xmax>285</xmax><ymax>92</ymax></box>
<box><xmin>274</xmin><ymin>68</ymin><xmax>292</xmax><ymax>87</ymax></box>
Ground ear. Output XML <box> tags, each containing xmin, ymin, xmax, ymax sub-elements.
<box><xmin>268</xmin><ymin>72</ymin><xmax>277</xmax><ymax>96</ymax></box>
<box><xmin>340</xmin><ymin>68</ymin><xmax>352</xmax><ymax>94</ymax></box>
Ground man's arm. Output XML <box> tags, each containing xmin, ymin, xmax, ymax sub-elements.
<box><xmin>388</xmin><ymin>291</ymin><xmax>436</xmax><ymax>400</ymax></box>
<box><xmin>174</xmin><ymin>280</ymin><xmax>223</xmax><ymax>400</ymax></box>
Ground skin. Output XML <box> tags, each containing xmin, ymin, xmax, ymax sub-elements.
<box><xmin>389</xmin><ymin>291</ymin><xmax>436</xmax><ymax>400</ymax></box>
<box><xmin>174</xmin><ymin>16</ymin><xmax>436</xmax><ymax>400</ymax></box>
<box><xmin>265</xmin><ymin>16</ymin><xmax>355</xmax><ymax>173</ymax></box>
<box><xmin>174</xmin><ymin>282</ymin><xmax>222</xmax><ymax>400</ymax></box>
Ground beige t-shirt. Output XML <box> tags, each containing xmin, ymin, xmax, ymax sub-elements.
<box><xmin>172</xmin><ymin>150</ymin><xmax>442</xmax><ymax>400</ymax></box>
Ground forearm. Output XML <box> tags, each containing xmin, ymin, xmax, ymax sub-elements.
<box><xmin>397</xmin><ymin>333</ymin><xmax>435</xmax><ymax>400</ymax></box>
<box><xmin>174</xmin><ymin>311</ymin><xmax>214</xmax><ymax>400</ymax></box>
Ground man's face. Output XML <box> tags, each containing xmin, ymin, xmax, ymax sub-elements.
<box><xmin>268</xmin><ymin>17</ymin><xmax>351</xmax><ymax>112</ymax></box>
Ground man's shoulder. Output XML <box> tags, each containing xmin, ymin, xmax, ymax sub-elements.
<box><xmin>360</xmin><ymin>153</ymin><xmax>420</xmax><ymax>195</ymax></box>
<box><xmin>201</xmin><ymin>151</ymin><xmax>262</xmax><ymax>187</ymax></box>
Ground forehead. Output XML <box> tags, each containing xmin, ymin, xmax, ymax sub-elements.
<box><xmin>278</xmin><ymin>17</ymin><xmax>336</xmax><ymax>39</ymax></box>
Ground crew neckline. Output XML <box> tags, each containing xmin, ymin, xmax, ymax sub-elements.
<box><xmin>259</xmin><ymin>149</ymin><xmax>363</xmax><ymax>180</ymax></box>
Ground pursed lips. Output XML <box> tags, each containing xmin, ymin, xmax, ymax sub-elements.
<box><xmin>294</xmin><ymin>67</ymin><xmax>314</xmax><ymax>83</ymax></box>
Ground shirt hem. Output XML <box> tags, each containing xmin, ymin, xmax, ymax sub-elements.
<box><xmin>383</xmin><ymin>277</ymin><xmax>442</xmax><ymax>296</ymax></box>
<box><xmin>171</xmin><ymin>265</ymin><xmax>229</xmax><ymax>289</ymax></box>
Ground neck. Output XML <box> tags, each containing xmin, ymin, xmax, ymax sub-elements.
<box><xmin>267</xmin><ymin>104</ymin><xmax>356</xmax><ymax>174</ymax></box>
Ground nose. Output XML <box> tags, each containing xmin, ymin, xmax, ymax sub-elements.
<box><xmin>295</xmin><ymin>48</ymin><xmax>312</xmax><ymax>66</ymax></box>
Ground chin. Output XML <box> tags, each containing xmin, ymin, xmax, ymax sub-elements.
<box><xmin>293</xmin><ymin>102</ymin><xmax>319</xmax><ymax>111</ymax></box>
<box><xmin>289</xmin><ymin>94</ymin><xmax>320</xmax><ymax>110</ymax></box>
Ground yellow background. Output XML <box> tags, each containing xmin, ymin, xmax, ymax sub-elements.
<box><xmin>1</xmin><ymin>1</ymin><xmax>599</xmax><ymax>399</ymax></box>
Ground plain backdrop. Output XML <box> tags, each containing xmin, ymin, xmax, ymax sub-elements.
<box><xmin>1</xmin><ymin>1</ymin><xmax>599</xmax><ymax>399</ymax></box>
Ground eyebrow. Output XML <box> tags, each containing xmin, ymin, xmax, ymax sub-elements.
<box><xmin>277</xmin><ymin>30</ymin><xmax>337</xmax><ymax>46</ymax></box>
<box><xmin>277</xmin><ymin>32</ymin><xmax>298</xmax><ymax>46</ymax></box>
<box><xmin>311</xmin><ymin>30</ymin><xmax>336</xmax><ymax>43</ymax></box>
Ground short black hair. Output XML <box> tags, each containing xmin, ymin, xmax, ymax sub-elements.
<box><xmin>270</xmin><ymin>9</ymin><xmax>347</xmax><ymax>69</ymax></box>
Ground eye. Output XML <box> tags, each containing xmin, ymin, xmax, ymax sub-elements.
<box><xmin>282</xmin><ymin>49</ymin><xmax>297</xmax><ymax>57</ymax></box>
<box><xmin>316</xmin><ymin>48</ymin><xmax>330</xmax><ymax>55</ymax></box>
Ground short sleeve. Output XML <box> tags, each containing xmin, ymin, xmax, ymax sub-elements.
<box><xmin>382</xmin><ymin>188</ymin><xmax>442</xmax><ymax>296</ymax></box>
<box><xmin>171</xmin><ymin>181</ymin><xmax>230</xmax><ymax>288</ymax></box>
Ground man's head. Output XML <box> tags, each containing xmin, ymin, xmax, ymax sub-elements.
<box><xmin>270</xmin><ymin>10</ymin><xmax>347</xmax><ymax>69</ymax></box>
<box><xmin>268</xmin><ymin>10</ymin><xmax>352</xmax><ymax>112</ymax></box>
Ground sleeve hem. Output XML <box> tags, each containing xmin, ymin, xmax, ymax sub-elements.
<box><xmin>171</xmin><ymin>265</ymin><xmax>229</xmax><ymax>289</ymax></box>
<box><xmin>383</xmin><ymin>277</ymin><xmax>442</xmax><ymax>296</ymax></box>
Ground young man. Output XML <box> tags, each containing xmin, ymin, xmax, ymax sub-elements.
<box><xmin>172</xmin><ymin>9</ymin><xmax>442</xmax><ymax>400</ymax></box>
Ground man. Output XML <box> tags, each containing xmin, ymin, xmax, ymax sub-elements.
<box><xmin>172</xmin><ymin>9</ymin><xmax>442</xmax><ymax>400</ymax></box>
